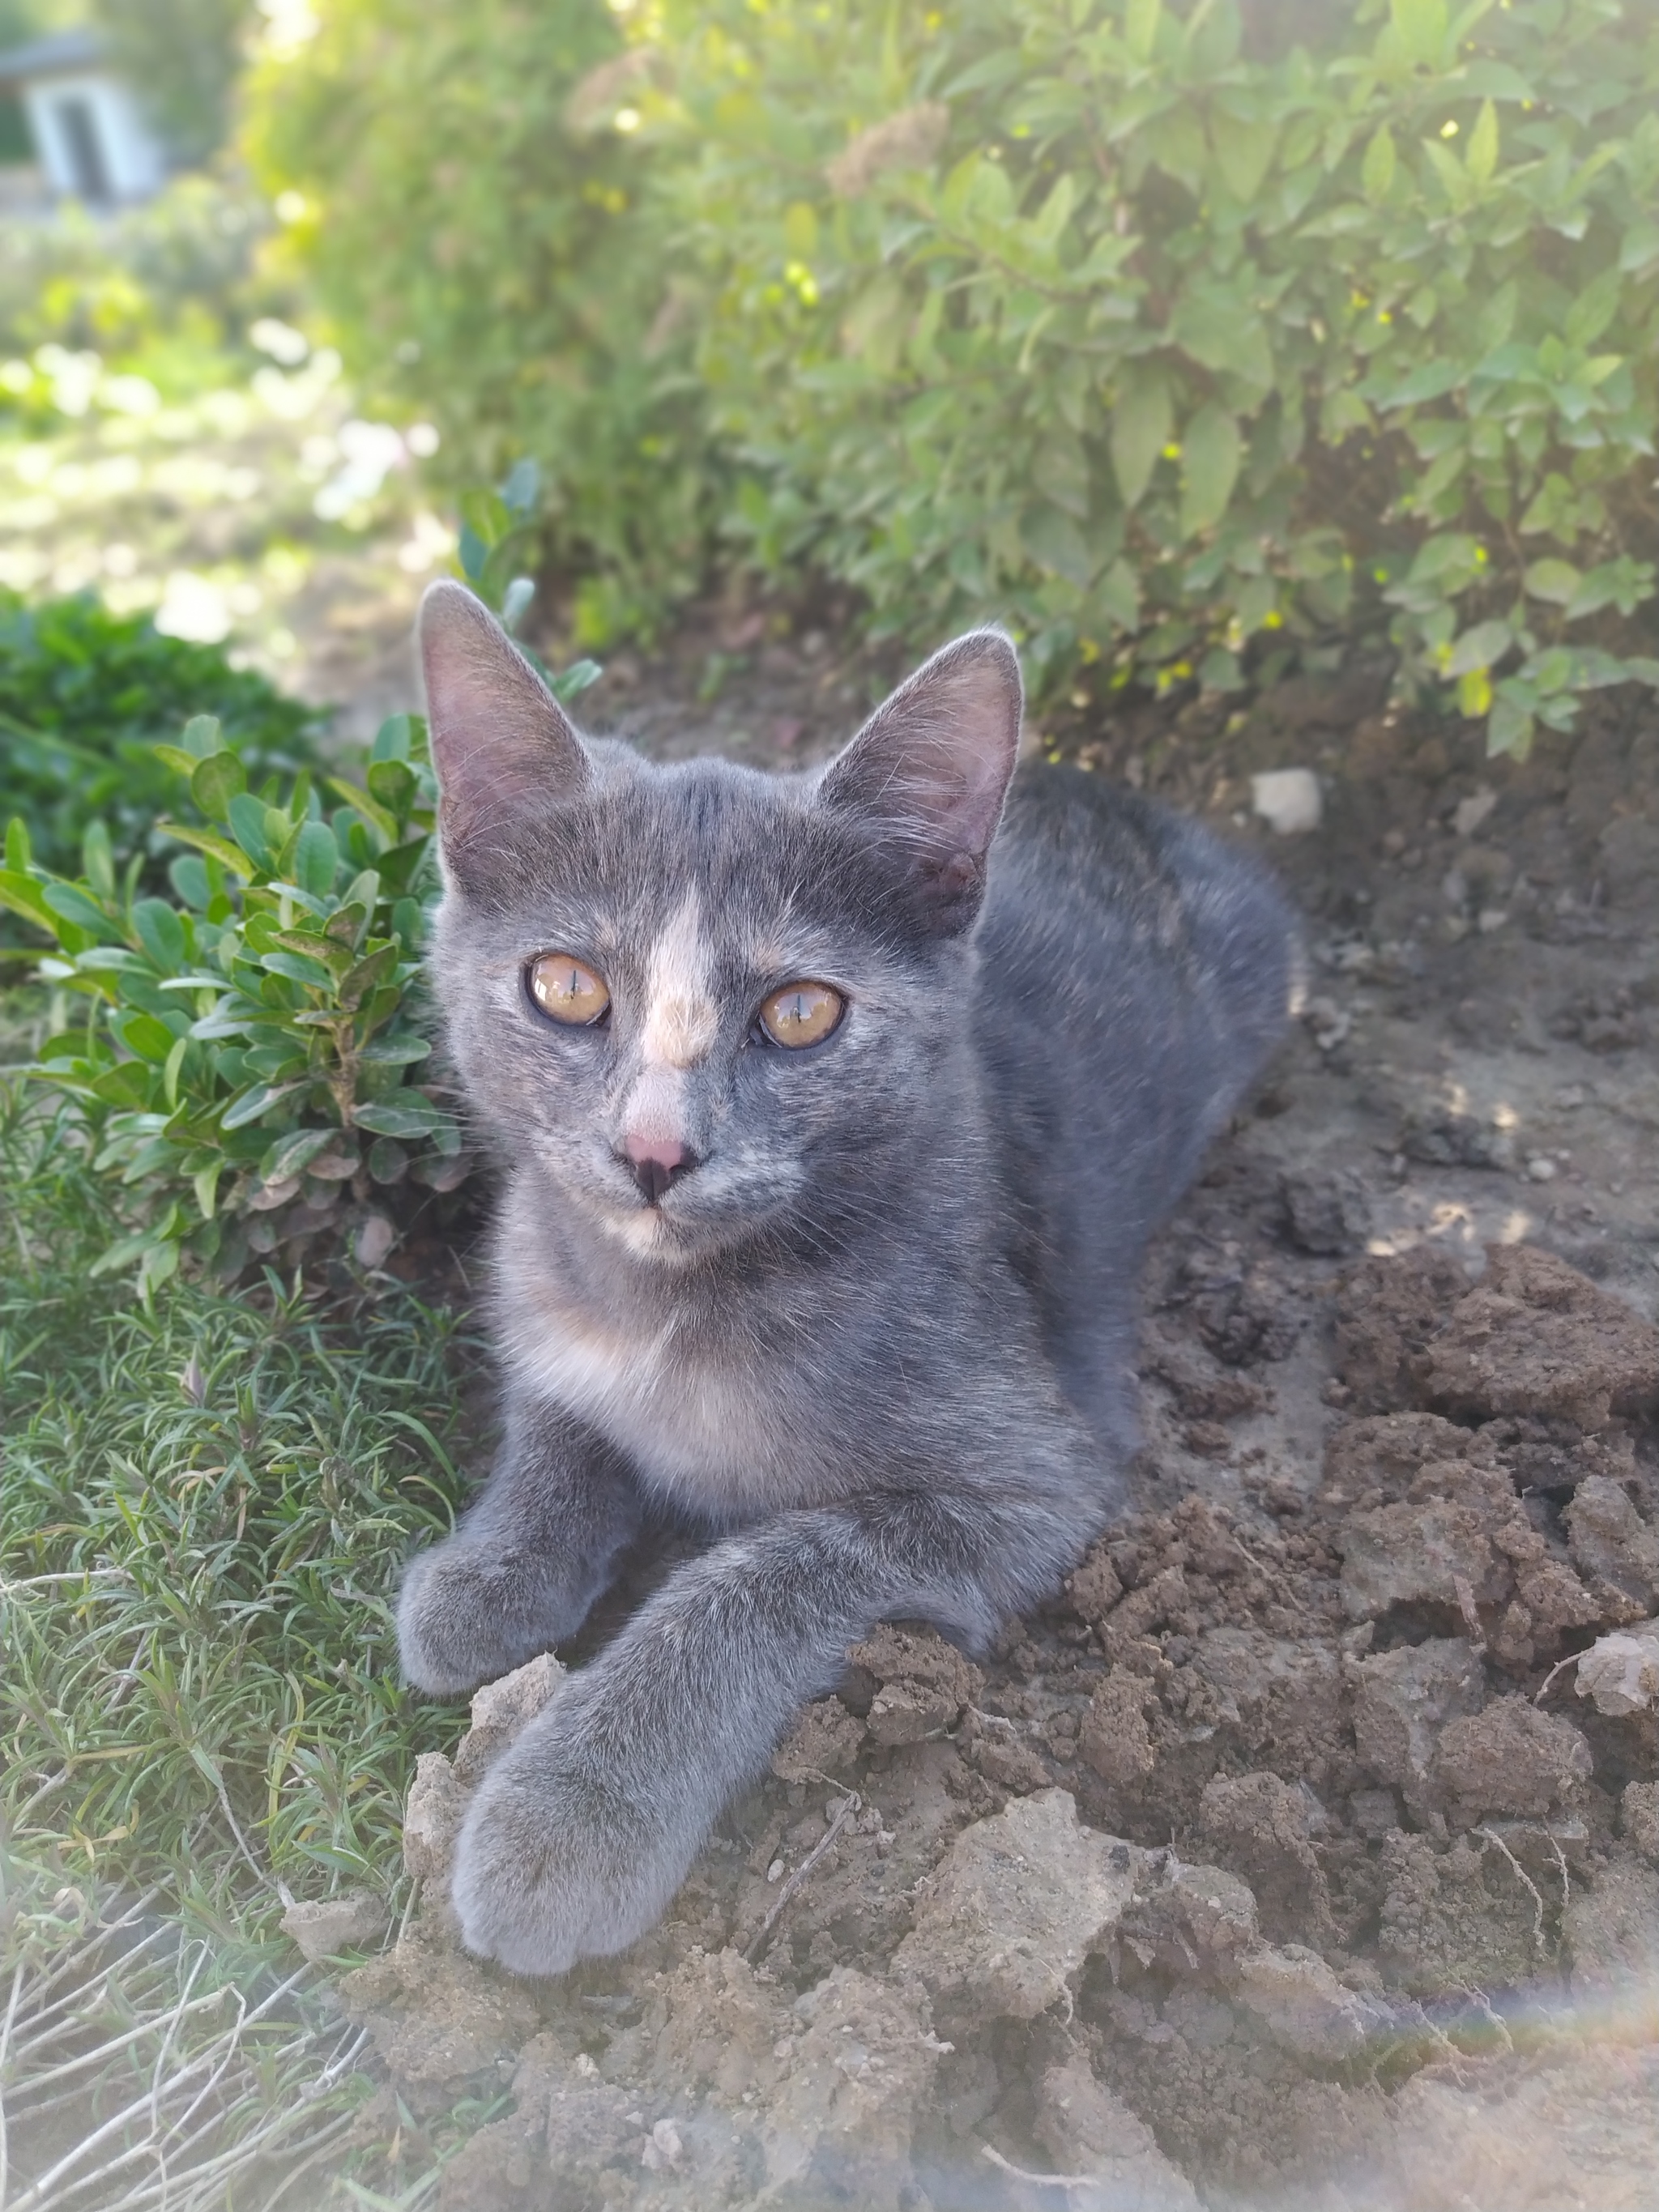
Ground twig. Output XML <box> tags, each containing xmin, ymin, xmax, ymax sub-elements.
<box><xmin>1478</xmin><ymin>1826</ymin><xmax>1546</xmax><ymax>1952</ymax></box>
<box><xmin>1533</xmin><ymin>1648</ymin><xmax>1582</xmax><ymax>1704</ymax></box>
<box><xmin>1545</xmin><ymin>1826</ymin><xmax>1572</xmax><ymax>1915</ymax></box>
<box><xmin>980</xmin><ymin>2142</ymin><xmax>1098</xmax><ymax>2193</ymax></box>
<box><xmin>744</xmin><ymin>1790</ymin><xmax>860</xmax><ymax>1960</ymax></box>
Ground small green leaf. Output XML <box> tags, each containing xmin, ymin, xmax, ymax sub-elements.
<box><xmin>220</xmin><ymin>1080</ymin><xmax>308</xmax><ymax>1131</ymax></box>
<box><xmin>261</xmin><ymin>1126</ymin><xmax>339</xmax><ymax>1183</ymax></box>
<box><xmin>293</xmin><ymin>820</ymin><xmax>340</xmax><ymax>899</ymax></box>
<box><xmin>1096</xmin><ymin>558</ymin><xmax>1141</xmax><ymax>632</ymax></box>
<box><xmin>1388</xmin><ymin>0</ymin><xmax>1447</xmax><ymax>70</ymax></box>
<box><xmin>190</xmin><ymin>752</ymin><xmax>248</xmax><ymax>823</ymax></box>
<box><xmin>193</xmin><ymin>1161</ymin><xmax>222</xmax><ymax>1219</ymax></box>
<box><xmin>366</xmin><ymin>760</ymin><xmax>418</xmax><ymax>818</ymax></box>
<box><xmin>120</xmin><ymin>1012</ymin><xmax>177</xmax><ymax>1063</ymax></box>
<box><xmin>1125</xmin><ymin>0</ymin><xmax>1161</xmax><ymax>62</ymax></box>
<box><xmin>82</xmin><ymin>820</ymin><xmax>115</xmax><ymax>901</ymax></box>
<box><xmin>1486</xmin><ymin>694</ymin><xmax>1535</xmax><ymax>759</ymax></box>
<box><xmin>1465</xmin><ymin>99</ymin><xmax>1498</xmax><ymax>187</ymax></box>
<box><xmin>1524</xmin><ymin>558</ymin><xmax>1583</xmax><ymax>606</ymax></box>
<box><xmin>227</xmin><ymin>793</ymin><xmax>275</xmax><ymax>869</ymax></box>
<box><xmin>370</xmin><ymin>714</ymin><xmax>414</xmax><ymax>764</ymax></box>
<box><xmin>1443</xmin><ymin>620</ymin><xmax>1513</xmax><ymax>677</ymax></box>
<box><xmin>1111</xmin><ymin>370</ymin><xmax>1171</xmax><ymax>509</ymax></box>
<box><xmin>131</xmin><ymin>897</ymin><xmax>186</xmax><ymax>971</ymax></box>
<box><xmin>548</xmin><ymin>659</ymin><xmax>603</xmax><ymax>705</ymax></box>
<box><xmin>4</xmin><ymin>817</ymin><xmax>30</xmax><ymax>872</ymax></box>
<box><xmin>1179</xmin><ymin>403</ymin><xmax>1241</xmax><ymax>538</ymax></box>
<box><xmin>1361</xmin><ymin>125</ymin><xmax>1397</xmax><ymax>203</ymax></box>
<box><xmin>181</xmin><ymin>714</ymin><xmax>223</xmax><ymax>759</ymax></box>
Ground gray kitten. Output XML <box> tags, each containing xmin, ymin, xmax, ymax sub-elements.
<box><xmin>399</xmin><ymin>581</ymin><xmax>1300</xmax><ymax>1976</ymax></box>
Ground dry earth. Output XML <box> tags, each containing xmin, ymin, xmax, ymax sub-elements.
<box><xmin>324</xmin><ymin>616</ymin><xmax>1659</xmax><ymax>2211</ymax></box>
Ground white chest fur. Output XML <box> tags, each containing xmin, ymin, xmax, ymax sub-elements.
<box><xmin>499</xmin><ymin>1293</ymin><xmax>797</xmax><ymax>1522</ymax></box>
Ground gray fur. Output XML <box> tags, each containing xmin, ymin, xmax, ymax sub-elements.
<box><xmin>398</xmin><ymin>580</ymin><xmax>1300</xmax><ymax>1975</ymax></box>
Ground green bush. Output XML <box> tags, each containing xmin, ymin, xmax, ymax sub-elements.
<box><xmin>0</xmin><ymin>709</ymin><xmax>457</xmax><ymax>1294</ymax></box>
<box><xmin>651</xmin><ymin>0</ymin><xmax>1659</xmax><ymax>748</ymax></box>
<box><xmin>256</xmin><ymin>0</ymin><xmax>1659</xmax><ymax>751</ymax></box>
<box><xmin>0</xmin><ymin>589</ymin><xmax>323</xmax><ymax>885</ymax></box>
<box><xmin>245</xmin><ymin>0</ymin><xmax>718</xmax><ymax>646</ymax></box>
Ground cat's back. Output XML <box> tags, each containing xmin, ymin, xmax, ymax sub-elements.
<box><xmin>974</xmin><ymin>767</ymin><xmax>1299</xmax><ymax>1426</ymax></box>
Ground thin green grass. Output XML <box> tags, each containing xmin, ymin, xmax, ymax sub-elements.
<box><xmin>1</xmin><ymin>1078</ymin><xmax>486</xmax><ymax>2205</ymax></box>
<box><xmin>1</xmin><ymin>1076</ymin><xmax>476</xmax><ymax>1928</ymax></box>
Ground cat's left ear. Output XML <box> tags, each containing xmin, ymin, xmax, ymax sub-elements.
<box><xmin>820</xmin><ymin>629</ymin><xmax>1023</xmax><ymax>934</ymax></box>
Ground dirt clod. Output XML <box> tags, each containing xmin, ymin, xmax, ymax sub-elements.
<box><xmin>1431</xmin><ymin>1698</ymin><xmax>1593</xmax><ymax>1821</ymax></box>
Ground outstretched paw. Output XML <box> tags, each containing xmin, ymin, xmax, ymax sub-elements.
<box><xmin>450</xmin><ymin>1715</ymin><xmax>695</xmax><ymax>1976</ymax></box>
<box><xmin>398</xmin><ymin>1541</ymin><xmax>589</xmax><ymax>1696</ymax></box>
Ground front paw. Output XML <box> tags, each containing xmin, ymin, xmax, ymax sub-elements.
<box><xmin>450</xmin><ymin>1719</ymin><xmax>694</xmax><ymax>1975</ymax></box>
<box><xmin>398</xmin><ymin>1540</ymin><xmax>585</xmax><ymax>1696</ymax></box>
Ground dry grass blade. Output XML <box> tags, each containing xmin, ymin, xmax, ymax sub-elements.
<box><xmin>0</xmin><ymin>1873</ymin><xmax>373</xmax><ymax>2212</ymax></box>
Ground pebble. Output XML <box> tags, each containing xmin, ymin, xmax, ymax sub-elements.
<box><xmin>1251</xmin><ymin>768</ymin><xmax>1322</xmax><ymax>835</ymax></box>
<box><xmin>1527</xmin><ymin>1157</ymin><xmax>1558</xmax><ymax>1182</ymax></box>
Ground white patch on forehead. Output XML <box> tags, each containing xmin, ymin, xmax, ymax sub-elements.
<box><xmin>639</xmin><ymin>890</ymin><xmax>718</xmax><ymax>1069</ymax></box>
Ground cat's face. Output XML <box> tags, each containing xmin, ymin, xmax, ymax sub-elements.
<box><xmin>421</xmin><ymin>586</ymin><xmax>1021</xmax><ymax>1264</ymax></box>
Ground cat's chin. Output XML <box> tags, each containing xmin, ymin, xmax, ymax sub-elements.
<box><xmin>594</xmin><ymin>1198</ymin><xmax>736</xmax><ymax>1268</ymax></box>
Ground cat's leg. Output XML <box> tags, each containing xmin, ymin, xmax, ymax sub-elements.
<box><xmin>397</xmin><ymin>1392</ymin><xmax>642</xmax><ymax>1696</ymax></box>
<box><xmin>450</xmin><ymin>1473</ymin><xmax>1093</xmax><ymax>1974</ymax></box>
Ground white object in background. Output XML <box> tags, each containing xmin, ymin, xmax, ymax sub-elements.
<box><xmin>1251</xmin><ymin>768</ymin><xmax>1323</xmax><ymax>835</ymax></box>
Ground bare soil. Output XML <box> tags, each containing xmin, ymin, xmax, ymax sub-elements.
<box><xmin>336</xmin><ymin>622</ymin><xmax>1659</xmax><ymax>2211</ymax></box>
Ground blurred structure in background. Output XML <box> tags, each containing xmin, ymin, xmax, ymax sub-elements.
<box><xmin>0</xmin><ymin>26</ymin><xmax>168</xmax><ymax>208</ymax></box>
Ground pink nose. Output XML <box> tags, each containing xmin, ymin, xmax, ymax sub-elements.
<box><xmin>621</xmin><ymin>1133</ymin><xmax>697</xmax><ymax>1205</ymax></box>
<box><xmin>625</xmin><ymin>1134</ymin><xmax>687</xmax><ymax>1174</ymax></box>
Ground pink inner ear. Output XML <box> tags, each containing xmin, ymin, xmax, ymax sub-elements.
<box><xmin>822</xmin><ymin>629</ymin><xmax>1024</xmax><ymax>865</ymax></box>
<box><xmin>419</xmin><ymin>581</ymin><xmax>590</xmax><ymax>851</ymax></box>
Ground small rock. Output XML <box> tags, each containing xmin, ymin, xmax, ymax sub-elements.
<box><xmin>453</xmin><ymin>1651</ymin><xmax>567</xmax><ymax>1786</ymax></box>
<box><xmin>1452</xmin><ymin>787</ymin><xmax>1498</xmax><ymax>837</ymax></box>
<box><xmin>356</xmin><ymin>1213</ymin><xmax>396</xmax><ymax>1269</ymax></box>
<box><xmin>403</xmin><ymin>1750</ymin><xmax>467</xmax><ymax>1889</ymax></box>
<box><xmin>1252</xmin><ymin>768</ymin><xmax>1322</xmax><ymax>834</ymax></box>
<box><xmin>893</xmin><ymin>1790</ymin><xmax>1147</xmax><ymax>2022</ymax></box>
<box><xmin>1572</xmin><ymin>1625</ymin><xmax>1659</xmax><ymax>1716</ymax></box>
<box><xmin>1432</xmin><ymin>1698</ymin><xmax>1593</xmax><ymax>1820</ymax></box>
<box><xmin>281</xmin><ymin>1890</ymin><xmax>388</xmax><ymax>1963</ymax></box>
<box><xmin>1235</xmin><ymin>1942</ymin><xmax>1374</xmax><ymax>2062</ymax></box>
<box><xmin>1526</xmin><ymin>1155</ymin><xmax>1558</xmax><ymax>1183</ymax></box>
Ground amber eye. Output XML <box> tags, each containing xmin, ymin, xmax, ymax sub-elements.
<box><xmin>528</xmin><ymin>953</ymin><xmax>611</xmax><ymax>1026</ymax></box>
<box><xmin>758</xmin><ymin>981</ymin><xmax>844</xmax><ymax>1049</ymax></box>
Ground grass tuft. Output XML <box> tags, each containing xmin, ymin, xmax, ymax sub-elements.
<box><xmin>1</xmin><ymin>1080</ymin><xmax>476</xmax><ymax>1932</ymax></box>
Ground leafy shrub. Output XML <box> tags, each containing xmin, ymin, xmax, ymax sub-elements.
<box><xmin>245</xmin><ymin>0</ymin><xmax>719</xmax><ymax>646</ymax></box>
<box><xmin>0</xmin><ymin>709</ymin><xmax>456</xmax><ymax>1294</ymax></box>
<box><xmin>646</xmin><ymin>0</ymin><xmax>1659</xmax><ymax>751</ymax></box>
<box><xmin>0</xmin><ymin>589</ymin><xmax>322</xmax><ymax>884</ymax></box>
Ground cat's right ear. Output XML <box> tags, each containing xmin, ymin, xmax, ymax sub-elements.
<box><xmin>419</xmin><ymin>580</ymin><xmax>591</xmax><ymax>892</ymax></box>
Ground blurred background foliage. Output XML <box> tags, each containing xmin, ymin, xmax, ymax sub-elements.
<box><xmin>241</xmin><ymin>0</ymin><xmax>1659</xmax><ymax>748</ymax></box>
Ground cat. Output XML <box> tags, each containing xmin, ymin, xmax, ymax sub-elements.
<box><xmin>398</xmin><ymin>578</ymin><xmax>1301</xmax><ymax>1976</ymax></box>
